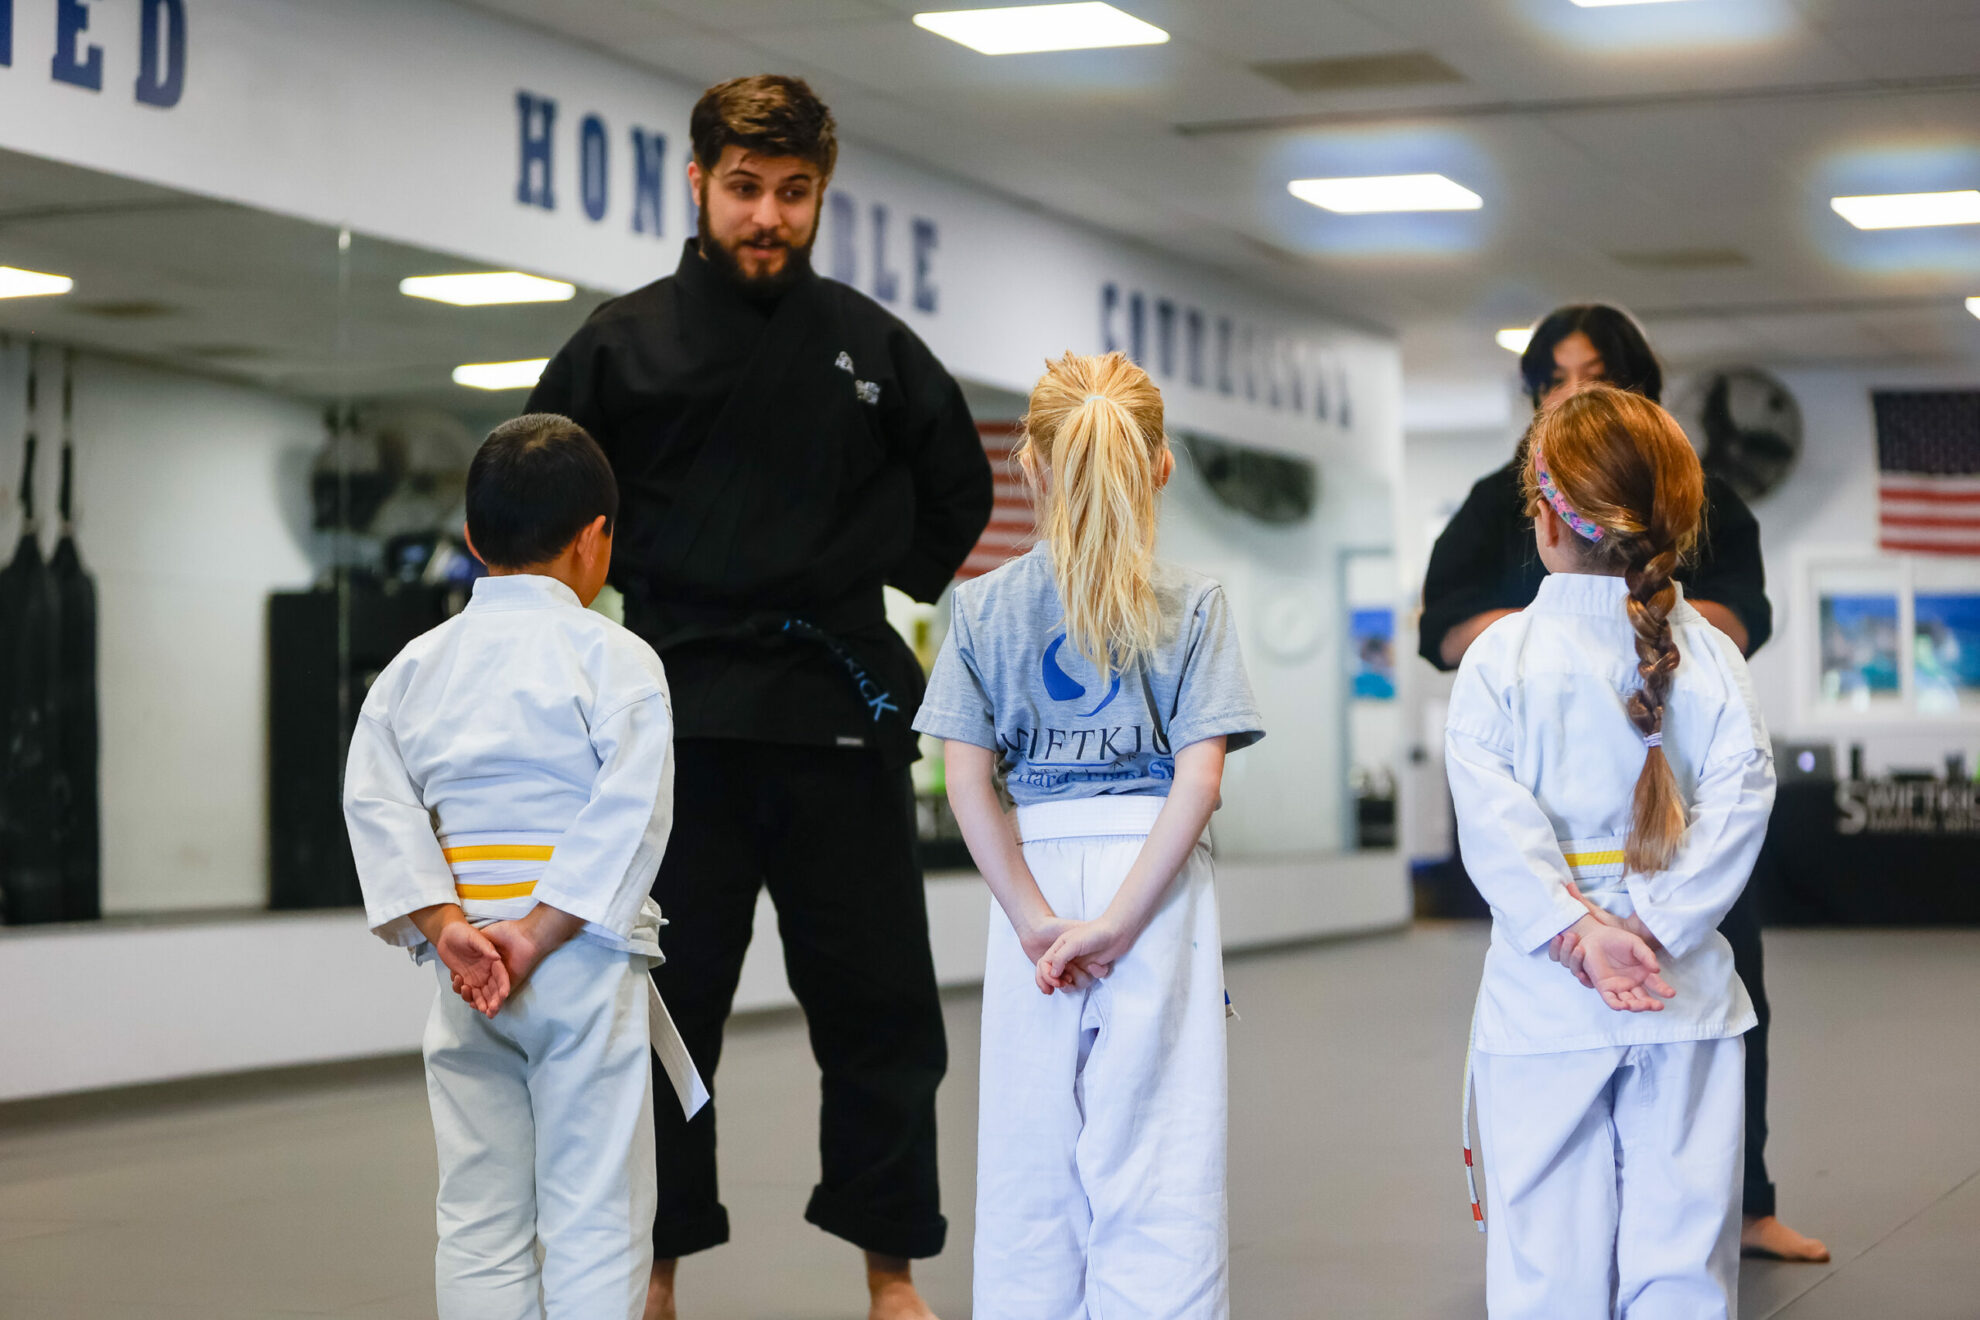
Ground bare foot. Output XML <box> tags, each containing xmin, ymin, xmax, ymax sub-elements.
<box><xmin>867</xmin><ymin>1251</ymin><xmax>939</xmax><ymax>1320</ymax></box>
<box><xmin>643</xmin><ymin>1256</ymin><xmax>678</xmax><ymax>1320</ymax></box>
<box><xmin>1742</xmin><ymin>1214</ymin><xmax>1831</xmax><ymax>1262</ymax></box>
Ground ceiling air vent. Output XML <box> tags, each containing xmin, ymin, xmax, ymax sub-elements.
<box><xmin>72</xmin><ymin>300</ymin><xmax>177</xmax><ymax>319</ymax></box>
<box><xmin>1607</xmin><ymin>248</ymin><xmax>1750</xmax><ymax>272</ymax></box>
<box><xmin>1251</xmin><ymin>51</ymin><xmax>1463</xmax><ymax>94</ymax></box>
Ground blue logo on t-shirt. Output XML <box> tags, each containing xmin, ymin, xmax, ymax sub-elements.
<box><xmin>1041</xmin><ymin>633</ymin><xmax>1120</xmax><ymax>717</ymax></box>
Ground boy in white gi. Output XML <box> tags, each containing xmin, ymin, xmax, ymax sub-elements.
<box><xmin>913</xmin><ymin>352</ymin><xmax>1263</xmax><ymax>1320</ymax></box>
<box><xmin>344</xmin><ymin>414</ymin><xmax>702</xmax><ymax>1320</ymax></box>
<box><xmin>1447</xmin><ymin>385</ymin><xmax>1776</xmax><ymax>1319</ymax></box>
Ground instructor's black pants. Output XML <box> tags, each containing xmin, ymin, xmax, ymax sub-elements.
<box><xmin>649</xmin><ymin>739</ymin><xmax>949</xmax><ymax>1260</ymax></box>
<box><xmin>1721</xmin><ymin>883</ymin><xmax>1775</xmax><ymax>1219</ymax></box>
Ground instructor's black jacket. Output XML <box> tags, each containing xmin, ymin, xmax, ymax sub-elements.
<box><xmin>1418</xmin><ymin>459</ymin><xmax>1772</xmax><ymax>671</ymax></box>
<box><xmin>527</xmin><ymin>241</ymin><xmax>993</xmax><ymax>764</ymax></box>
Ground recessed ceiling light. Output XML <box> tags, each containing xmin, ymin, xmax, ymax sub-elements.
<box><xmin>1967</xmin><ymin>296</ymin><xmax>1980</xmax><ymax>321</ymax></box>
<box><xmin>401</xmin><ymin>273</ymin><xmax>576</xmax><ymax>306</ymax></box>
<box><xmin>1830</xmin><ymin>190</ymin><xmax>1980</xmax><ymax>231</ymax></box>
<box><xmin>0</xmin><ymin>266</ymin><xmax>74</xmax><ymax>299</ymax></box>
<box><xmin>1288</xmin><ymin>174</ymin><xmax>1482</xmax><ymax>214</ymax></box>
<box><xmin>913</xmin><ymin>3</ymin><xmax>1168</xmax><ymax>55</ymax></box>
<box><xmin>453</xmin><ymin>359</ymin><xmax>550</xmax><ymax>391</ymax></box>
<box><xmin>1496</xmin><ymin>328</ymin><xmax>1533</xmax><ymax>353</ymax></box>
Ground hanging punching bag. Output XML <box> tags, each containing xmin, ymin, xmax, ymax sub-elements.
<box><xmin>49</xmin><ymin>351</ymin><xmax>99</xmax><ymax>921</ymax></box>
<box><xmin>0</xmin><ymin>344</ymin><xmax>68</xmax><ymax>924</ymax></box>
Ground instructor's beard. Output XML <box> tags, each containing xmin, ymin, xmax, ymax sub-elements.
<box><xmin>698</xmin><ymin>199</ymin><xmax>817</xmax><ymax>300</ymax></box>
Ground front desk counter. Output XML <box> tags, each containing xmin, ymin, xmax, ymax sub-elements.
<box><xmin>1755</xmin><ymin>777</ymin><xmax>1980</xmax><ymax>926</ymax></box>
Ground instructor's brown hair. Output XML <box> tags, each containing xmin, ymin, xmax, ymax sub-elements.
<box><xmin>690</xmin><ymin>75</ymin><xmax>838</xmax><ymax>178</ymax></box>
<box><xmin>1522</xmin><ymin>385</ymin><xmax>1705</xmax><ymax>873</ymax></box>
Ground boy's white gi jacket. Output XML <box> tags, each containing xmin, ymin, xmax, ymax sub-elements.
<box><xmin>343</xmin><ymin>573</ymin><xmax>673</xmax><ymax>963</ymax></box>
<box><xmin>1446</xmin><ymin>573</ymin><xmax>1774</xmax><ymax>1053</ymax></box>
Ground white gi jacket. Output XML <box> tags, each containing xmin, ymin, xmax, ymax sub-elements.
<box><xmin>343</xmin><ymin>574</ymin><xmax>674</xmax><ymax>962</ymax></box>
<box><xmin>1446</xmin><ymin>573</ymin><xmax>1773</xmax><ymax>1054</ymax></box>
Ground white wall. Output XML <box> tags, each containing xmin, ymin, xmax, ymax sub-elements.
<box><xmin>0</xmin><ymin>348</ymin><xmax>320</xmax><ymax>913</ymax></box>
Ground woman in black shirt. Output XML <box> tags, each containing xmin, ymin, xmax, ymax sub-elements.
<box><xmin>1420</xmin><ymin>304</ymin><xmax>1828</xmax><ymax>1263</ymax></box>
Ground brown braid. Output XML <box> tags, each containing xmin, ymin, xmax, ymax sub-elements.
<box><xmin>1524</xmin><ymin>385</ymin><xmax>1704</xmax><ymax>874</ymax></box>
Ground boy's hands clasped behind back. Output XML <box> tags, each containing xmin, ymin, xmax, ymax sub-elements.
<box><xmin>427</xmin><ymin>900</ymin><xmax>589</xmax><ymax>1018</ymax></box>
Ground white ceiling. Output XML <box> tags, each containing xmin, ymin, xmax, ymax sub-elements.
<box><xmin>457</xmin><ymin>0</ymin><xmax>1980</xmax><ymax>379</ymax></box>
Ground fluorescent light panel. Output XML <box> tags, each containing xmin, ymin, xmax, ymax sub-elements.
<box><xmin>0</xmin><ymin>266</ymin><xmax>74</xmax><ymax>299</ymax></box>
<box><xmin>1570</xmin><ymin>0</ymin><xmax>1700</xmax><ymax>6</ymax></box>
<box><xmin>1496</xmin><ymin>328</ymin><xmax>1533</xmax><ymax>353</ymax></box>
<box><xmin>1967</xmin><ymin>296</ymin><xmax>1980</xmax><ymax>321</ymax></box>
<box><xmin>401</xmin><ymin>272</ymin><xmax>575</xmax><ymax>306</ymax></box>
<box><xmin>913</xmin><ymin>3</ymin><xmax>1168</xmax><ymax>55</ymax></box>
<box><xmin>453</xmin><ymin>359</ymin><xmax>549</xmax><ymax>391</ymax></box>
<box><xmin>1288</xmin><ymin>173</ymin><xmax>1482</xmax><ymax>214</ymax></box>
<box><xmin>1830</xmin><ymin>190</ymin><xmax>1980</xmax><ymax>230</ymax></box>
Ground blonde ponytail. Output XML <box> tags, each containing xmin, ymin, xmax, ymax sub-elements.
<box><xmin>1014</xmin><ymin>352</ymin><xmax>1168</xmax><ymax>676</ymax></box>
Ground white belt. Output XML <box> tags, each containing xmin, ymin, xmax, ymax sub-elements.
<box><xmin>1016</xmin><ymin>795</ymin><xmax>1172</xmax><ymax>843</ymax></box>
<box><xmin>647</xmin><ymin>980</ymin><xmax>710</xmax><ymax>1119</ymax></box>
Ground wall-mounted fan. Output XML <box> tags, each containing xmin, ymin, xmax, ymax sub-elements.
<box><xmin>1176</xmin><ymin>431</ymin><xmax>1318</xmax><ymax>525</ymax></box>
<box><xmin>1677</xmin><ymin>367</ymin><xmax>1802</xmax><ymax>503</ymax></box>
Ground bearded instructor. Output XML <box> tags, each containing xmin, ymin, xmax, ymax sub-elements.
<box><xmin>527</xmin><ymin>76</ymin><xmax>990</xmax><ymax>1320</ymax></box>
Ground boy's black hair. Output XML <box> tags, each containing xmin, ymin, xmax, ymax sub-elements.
<box><xmin>1518</xmin><ymin>303</ymin><xmax>1664</xmax><ymax>408</ymax></box>
<box><xmin>465</xmin><ymin>414</ymin><xmax>618</xmax><ymax>568</ymax></box>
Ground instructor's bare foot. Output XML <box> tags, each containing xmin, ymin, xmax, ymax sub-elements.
<box><xmin>1742</xmin><ymin>1214</ymin><xmax>1831</xmax><ymax>1262</ymax></box>
<box><xmin>643</xmin><ymin>1256</ymin><xmax>677</xmax><ymax>1320</ymax></box>
<box><xmin>867</xmin><ymin>1252</ymin><xmax>939</xmax><ymax>1320</ymax></box>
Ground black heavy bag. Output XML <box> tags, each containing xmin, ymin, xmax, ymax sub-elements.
<box><xmin>49</xmin><ymin>354</ymin><xmax>98</xmax><ymax>920</ymax></box>
<box><xmin>0</xmin><ymin>359</ymin><xmax>69</xmax><ymax>924</ymax></box>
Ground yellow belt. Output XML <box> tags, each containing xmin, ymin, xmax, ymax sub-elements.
<box><xmin>444</xmin><ymin>843</ymin><xmax>554</xmax><ymax>900</ymax></box>
<box><xmin>1563</xmin><ymin>849</ymin><xmax>1624</xmax><ymax>869</ymax></box>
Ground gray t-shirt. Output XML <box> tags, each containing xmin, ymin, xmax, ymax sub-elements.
<box><xmin>913</xmin><ymin>543</ymin><xmax>1264</xmax><ymax>804</ymax></box>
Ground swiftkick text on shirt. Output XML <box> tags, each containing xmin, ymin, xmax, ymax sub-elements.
<box><xmin>999</xmin><ymin>723</ymin><xmax>1175</xmax><ymax>789</ymax></box>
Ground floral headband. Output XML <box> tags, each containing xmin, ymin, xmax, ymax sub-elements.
<box><xmin>1533</xmin><ymin>449</ymin><xmax>1605</xmax><ymax>543</ymax></box>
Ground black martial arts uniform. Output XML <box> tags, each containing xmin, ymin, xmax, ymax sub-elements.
<box><xmin>527</xmin><ymin>240</ymin><xmax>992</xmax><ymax>1259</ymax></box>
<box><xmin>1420</xmin><ymin>458</ymin><xmax>1782</xmax><ymax>1218</ymax></box>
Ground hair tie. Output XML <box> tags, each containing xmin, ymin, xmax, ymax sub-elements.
<box><xmin>1644</xmin><ymin>731</ymin><xmax>1662</xmax><ymax>748</ymax></box>
<box><xmin>1084</xmin><ymin>393</ymin><xmax>1107</xmax><ymax>406</ymax></box>
<box><xmin>1533</xmin><ymin>450</ymin><xmax>1605</xmax><ymax>543</ymax></box>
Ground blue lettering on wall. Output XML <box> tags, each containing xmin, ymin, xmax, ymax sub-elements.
<box><xmin>1</xmin><ymin>0</ymin><xmax>13</xmax><ymax>68</ymax></box>
<box><xmin>830</xmin><ymin>191</ymin><xmax>857</xmax><ymax>283</ymax></box>
<box><xmin>579</xmin><ymin>113</ymin><xmax>609</xmax><ymax>222</ymax></box>
<box><xmin>1095</xmin><ymin>284</ymin><xmax>1351</xmax><ymax>429</ymax></box>
<box><xmin>871</xmin><ymin>202</ymin><xmax>899</xmax><ymax>304</ymax></box>
<box><xmin>631</xmin><ymin>127</ymin><xmax>666</xmax><ymax>235</ymax></box>
<box><xmin>134</xmin><ymin>0</ymin><xmax>185</xmax><ymax>108</ymax></box>
<box><xmin>51</xmin><ymin>0</ymin><xmax>101</xmax><ymax>90</ymax></box>
<box><xmin>911</xmin><ymin>216</ymin><xmax>938</xmax><ymax>314</ymax></box>
<box><xmin>515</xmin><ymin>91</ymin><xmax>556</xmax><ymax>210</ymax></box>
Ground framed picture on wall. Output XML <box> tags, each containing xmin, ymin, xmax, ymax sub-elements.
<box><xmin>1796</xmin><ymin>550</ymin><xmax>1980</xmax><ymax>724</ymax></box>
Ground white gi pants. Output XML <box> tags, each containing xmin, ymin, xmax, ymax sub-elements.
<box><xmin>422</xmin><ymin>939</ymin><xmax>656</xmax><ymax>1320</ymax></box>
<box><xmin>975</xmin><ymin>796</ymin><xmax>1228</xmax><ymax>1320</ymax></box>
<box><xmin>1473</xmin><ymin>1037</ymin><xmax>1746</xmax><ymax>1320</ymax></box>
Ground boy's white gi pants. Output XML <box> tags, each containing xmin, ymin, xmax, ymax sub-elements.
<box><xmin>975</xmin><ymin>796</ymin><xmax>1228</xmax><ymax>1320</ymax></box>
<box><xmin>1473</xmin><ymin>1036</ymin><xmax>1746</xmax><ymax>1320</ymax></box>
<box><xmin>422</xmin><ymin>938</ymin><xmax>656</xmax><ymax>1320</ymax></box>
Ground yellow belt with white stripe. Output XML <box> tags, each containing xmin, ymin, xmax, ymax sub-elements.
<box><xmin>443</xmin><ymin>843</ymin><xmax>554</xmax><ymax>900</ymax></box>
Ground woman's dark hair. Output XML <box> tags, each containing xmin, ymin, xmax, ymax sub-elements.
<box><xmin>465</xmin><ymin>414</ymin><xmax>617</xmax><ymax>568</ymax></box>
<box><xmin>1518</xmin><ymin>304</ymin><xmax>1663</xmax><ymax>408</ymax></box>
<box><xmin>690</xmin><ymin>74</ymin><xmax>838</xmax><ymax>179</ymax></box>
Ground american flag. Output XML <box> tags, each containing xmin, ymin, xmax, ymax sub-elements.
<box><xmin>1871</xmin><ymin>391</ymin><xmax>1980</xmax><ymax>557</ymax></box>
<box><xmin>958</xmin><ymin>421</ymin><xmax>1036</xmax><ymax>580</ymax></box>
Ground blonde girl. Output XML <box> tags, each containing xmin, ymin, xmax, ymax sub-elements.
<box><xmin>1447</xmin><ymin>384</ymin><xmax>1776</xmax><ymax>1318</ymax></box>
<box><xmin>911</xmin><ymin>351</ymin><xmax>1263</xmax><ymax>1319</ymax></box>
